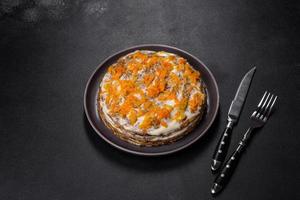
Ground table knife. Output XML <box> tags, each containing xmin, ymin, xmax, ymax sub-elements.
<box><xmin>211</xmin><ymin>67</ymin><xmax>256</xmax><ymax>172</ymax></box>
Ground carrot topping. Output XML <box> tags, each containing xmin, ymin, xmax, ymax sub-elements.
<box><xmin>161</xmin><ymin>120</ymin><xmax>168</xmax><ymax>128</ymax></box>
<box><xmin>101</xmin><ymin>51</ymin><xmax>205</xmax><ymax>131</ymax></box>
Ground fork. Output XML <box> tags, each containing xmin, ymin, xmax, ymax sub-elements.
<box><xmin>211</xmin><ymin>91</ymin><xmax>278</xmax><ymax>195</ymax></box>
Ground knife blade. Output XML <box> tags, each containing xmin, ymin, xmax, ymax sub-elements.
<box><xmin>211</xmin><ymin>67</ymin><xmax>256</xmax><ymax>172</ymax></box>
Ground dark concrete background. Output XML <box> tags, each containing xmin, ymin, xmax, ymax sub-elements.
<box><xmin>0</xmin><ymin>0</ymin><xmax>299</xmax><ymax>199</ymax></box>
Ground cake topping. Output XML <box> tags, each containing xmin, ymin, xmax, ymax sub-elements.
<box><xmin>101</xmin><ymin>50</ymin><xmax>205</xmax><ymax>131</ymax></box>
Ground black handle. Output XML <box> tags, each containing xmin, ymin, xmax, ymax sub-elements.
<box><xmin>211</xmin><ymin>128</ymin><xmax>253</xmax><ymax>195</ymax></box>
<box><xmin>211</xmin><ymin>122</ymin><xmax>233</xmax><ymax>172</ymax></box>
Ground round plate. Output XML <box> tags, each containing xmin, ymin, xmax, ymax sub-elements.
<box><xmin>84</xmin><ymin>44</ymin><xmax>219</xmax><ymax>156</ymax></box>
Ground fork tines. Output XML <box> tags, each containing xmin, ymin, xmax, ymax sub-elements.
<box><xmin>252</xmin><ymin>91</ymin><xmax>278</xmax><ymax>121</ymax></box>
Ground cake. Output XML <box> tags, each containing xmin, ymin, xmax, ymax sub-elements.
<box><xmin>97</xmin><ymin>50</ymin><xmax>206</xmax><ymax>146</ymax></box>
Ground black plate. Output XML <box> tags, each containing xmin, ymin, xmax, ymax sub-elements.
<box><xmin>84</xmin><ymin>44</ymin><xmax>219</xmax><ymax>156</ymax></box>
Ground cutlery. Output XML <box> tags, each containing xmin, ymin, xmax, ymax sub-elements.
<box><xmin>211</xmin><ymin>67</ymin><xmax>256</xmax><ymax>172</ymax></box>
<box><xmin>211</xmin><ymin>91</ymin><xmax>278</xmax><ymax>195</ymax></box>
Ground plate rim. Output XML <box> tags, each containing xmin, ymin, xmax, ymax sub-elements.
<box><xmin>84</xmin><ymin>44</ymin><xmax>219</xmax><ymax>156</ymax></box>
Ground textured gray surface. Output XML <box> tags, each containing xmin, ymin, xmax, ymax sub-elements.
<box><xmin>0</xmin><ymin>0</ymin><xmax>299</xmax><ymax>199</ymax></box>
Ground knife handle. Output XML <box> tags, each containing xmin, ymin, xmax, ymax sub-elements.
<box><xmin>211</xmin><ymin>127</ymin><xmax>253</xmax><ymax>195</ymax></box>
<box><xmin>211</xmin><ymin>121</ymin><xmax>233</xmax><ymax>172</ymax></box>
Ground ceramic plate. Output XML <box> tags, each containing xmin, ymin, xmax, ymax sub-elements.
<box><xmin>84</xmin><ymin>44</ymin><xmax>219</xmax><ymax>156</ymax></box>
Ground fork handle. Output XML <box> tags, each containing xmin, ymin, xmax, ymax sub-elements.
<box><xmin>211</xmin><ymin>127</ymin><xmax>254</xmax><ymax>195</ymax></box>
<box><xmin>211</xmin><ymin>121</ymin><xmax>234</xmax><ymax>172</ymax></box>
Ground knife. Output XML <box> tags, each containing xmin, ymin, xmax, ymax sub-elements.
<box><xmin>211</xmin><ymin>67</ymin><xmax>256</xmax><ymax>172</ymax></box>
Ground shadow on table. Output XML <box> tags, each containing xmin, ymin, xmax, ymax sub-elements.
<box><xmin>83</xmin><ymin>111</ymin><xmax>221</xmax><ymax>172</ymax></box>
